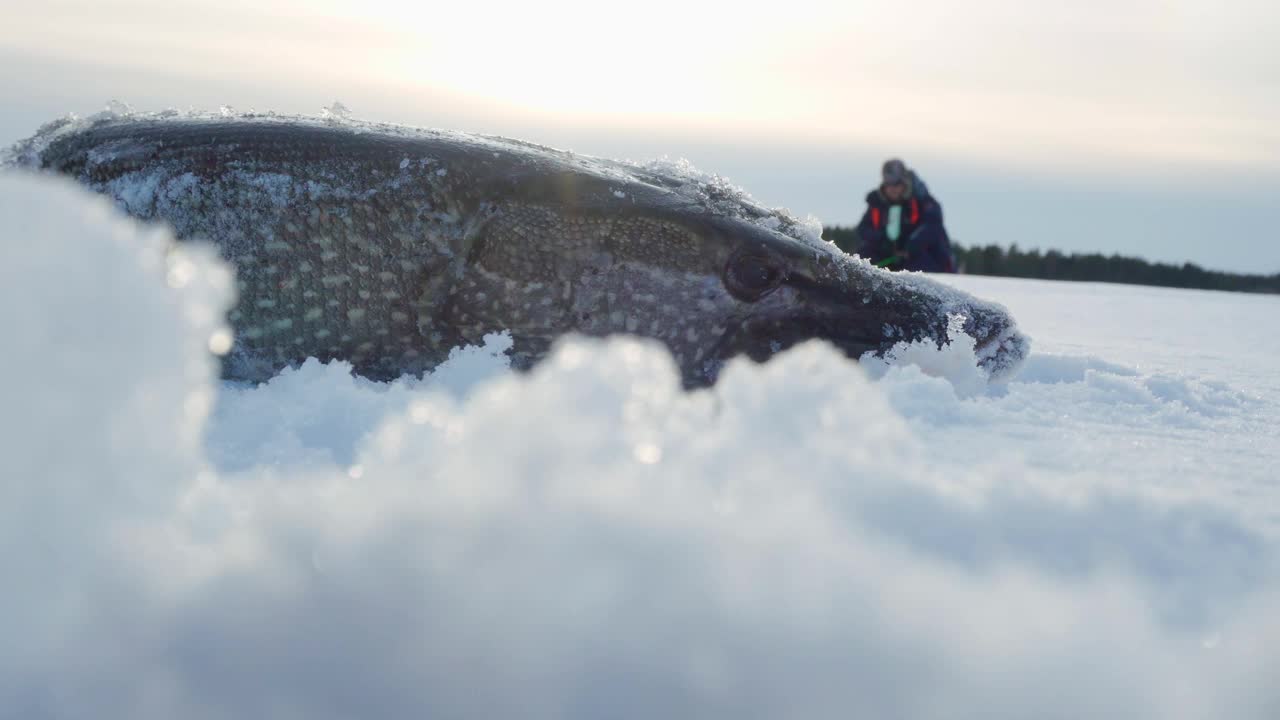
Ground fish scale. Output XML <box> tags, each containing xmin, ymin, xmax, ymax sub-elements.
<box><xmin>36</xmin><ymin>120</ymin><xmax>464</xmax><ymax>379</ymax></box>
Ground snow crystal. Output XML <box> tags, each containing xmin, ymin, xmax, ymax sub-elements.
<box><xmin>321</xmin><ymin>101</ymin><xmax>353</xmax><ymax>121</ymax></box>
<box><xmin>244</xmin><ymin>172</ymin><xmax>301</xmax><ymax>207</ymax></box>
<box><xmin>103</xmin><ymin>98</ymin><xmax>134</xmax><ymax>116</ymax></box>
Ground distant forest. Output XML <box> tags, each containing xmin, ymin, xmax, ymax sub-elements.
<box><xmin>822</xmin><ymin>226</ymin><xmax>1280</xmax><ymax>295</ymax></box>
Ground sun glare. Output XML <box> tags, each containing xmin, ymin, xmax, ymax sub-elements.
<box><xmin>4</xmin><ymin>0</ymin><xmax>1272</xmax><ymax>174</ymax></box>
<box><xmin>364</xmin><ymin>1</ymin><xmax>762</xmax><ymax>121</ymax></box>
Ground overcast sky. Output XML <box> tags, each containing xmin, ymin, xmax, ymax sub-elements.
<box><xmin>2</xmin><ymin>0</ymin><xmax>1278</xmax><ymax>272</ymax></box>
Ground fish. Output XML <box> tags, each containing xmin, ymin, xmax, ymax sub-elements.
<box><xmin>5</xmin><ymin>110</ymin><xmax>1029</xmax><ymax>387</ymax></box>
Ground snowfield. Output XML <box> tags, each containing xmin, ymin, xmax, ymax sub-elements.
<box><xmin>3</xmin><ymin>172</ymin><xmax>1279</xmax><ymax>719</ymax></box>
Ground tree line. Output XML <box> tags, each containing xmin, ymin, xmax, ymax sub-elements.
<box><xmin>822</xmin><ymin>226</ymin><xmax>1280</xmax><ymax>295</ymax></box>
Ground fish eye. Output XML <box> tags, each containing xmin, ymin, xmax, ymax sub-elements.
<box><xmin>724</xmin><ymin>252</ymin><xmax>784</xmax><ymax>302</ymax></box>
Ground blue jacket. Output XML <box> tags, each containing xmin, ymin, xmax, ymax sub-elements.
<box><xmin>855</xmin><ymin>177</ymin><xmax>955</xmax><ymax>273</ymax></box>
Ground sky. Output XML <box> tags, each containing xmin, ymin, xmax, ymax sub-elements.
<box><xmin>2</xmin><ymin>0</ymin><xmax>1278</xmax><ymax>272</ymax></box>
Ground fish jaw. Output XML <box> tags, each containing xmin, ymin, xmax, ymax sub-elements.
<box><xmin>704</xmin><ymin>250</ymin><xmax>1031</xmax><ymax>384</ymax></box>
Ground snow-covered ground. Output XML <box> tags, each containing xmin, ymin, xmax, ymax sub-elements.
<box><xmin>4</xmin><ymin>171</ymin><xmax>1279</xmax><ymax>719</ymax></box>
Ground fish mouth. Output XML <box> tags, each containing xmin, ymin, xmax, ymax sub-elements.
<box><xmin>707</xmin><ymin>311</ymin><xmax>886</xmax><ymax>377</ymax></box>
<box><xmin>712</xmin><ymin>313</ymin><xmax>1030</xmax><ymax>385</ymax></box>
<box><xmin>969</xmin><ymin>320</ymin><xmax>1031</xmax><ymax>380</ymax></box>
<box><xmin>708</xmin><ymin>283</ymin><xmax>1031</xmax><ymax>384</ymax></box>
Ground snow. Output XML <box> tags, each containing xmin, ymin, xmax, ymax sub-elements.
<box><xmin>3</xmin><ymin>171</ymin><xmax>1279</xmax><ymax>718</ymax></box>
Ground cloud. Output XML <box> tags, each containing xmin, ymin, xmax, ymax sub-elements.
<box><xmin>4</xmin><ymin>1</ymin><xmax>1277</xmax><ymax>174</ymax></box>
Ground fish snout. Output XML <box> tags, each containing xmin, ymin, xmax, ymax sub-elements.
<box><xmin>956</xmin><ymin>302</ymin><xmax>1030</xmax><ymax>380</ymax></box>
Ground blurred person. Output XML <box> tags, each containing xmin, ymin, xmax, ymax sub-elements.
<box><xmin>855</xmin><ymin>158</ymin><xmax>955</xmax><ymax>273</ymax></box>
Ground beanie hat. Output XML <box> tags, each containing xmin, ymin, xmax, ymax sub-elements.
<box><xmin>881</xmin><ymin>158</ymin><xmax>908</xmax><ymax>185</ymax></box>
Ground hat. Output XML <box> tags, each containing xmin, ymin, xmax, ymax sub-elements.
<box><xmin>881</xmin><ymin>158</ymin><xmax>908</xmax><ymax>185</ymax></box>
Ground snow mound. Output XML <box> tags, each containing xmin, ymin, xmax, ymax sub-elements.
<box><xmin>1017</xmin><ymin>353</ymin><xmax>1141</xmax><ymax>383</ymax></box>
<box><xmin>209</xmin><ymin>333</ymin><xmax>512</xmax><ymax>472</ymax></box>
<box><xmin>860</xmin><ymin>314</ymin><xmax>994</xmax><ymax>397</ymax></box>
<box><xmin>3</xmin><ymin>170</ymin><xmax>1280</xmax><ymax>719</ymax></box>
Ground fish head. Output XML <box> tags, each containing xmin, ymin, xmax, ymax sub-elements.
<box><xmin>450</xmin><ymin>148</ymin><xmax>1029</xmax><ymax>387</ymax></box>
<box><xmin>634</xmin><ymin>213</ymin><xmax>1031</xmax><ymax>386</ymax></box>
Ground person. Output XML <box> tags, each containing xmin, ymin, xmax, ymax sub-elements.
<box><xmin>855</xmin><ymin>158</ymin><xmax>955</xmax><ymax>272</ymax></box>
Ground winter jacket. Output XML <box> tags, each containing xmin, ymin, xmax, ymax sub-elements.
<box><xmin>855</xmin><ymin>176</ymin><xmax>955</xmax><ymax>273</ymax></box>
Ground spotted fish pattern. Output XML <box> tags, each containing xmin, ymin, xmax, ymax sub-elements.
<box><xmin>9</xmin><ymin>112</ymin><xmax>1030</xmax><ymax>386</ymax></box>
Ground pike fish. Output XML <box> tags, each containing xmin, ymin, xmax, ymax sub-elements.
<box><xmin>6</xmin><ymin>111</ymin><xmax>1029</xmax><ymax>386</ymax></box>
